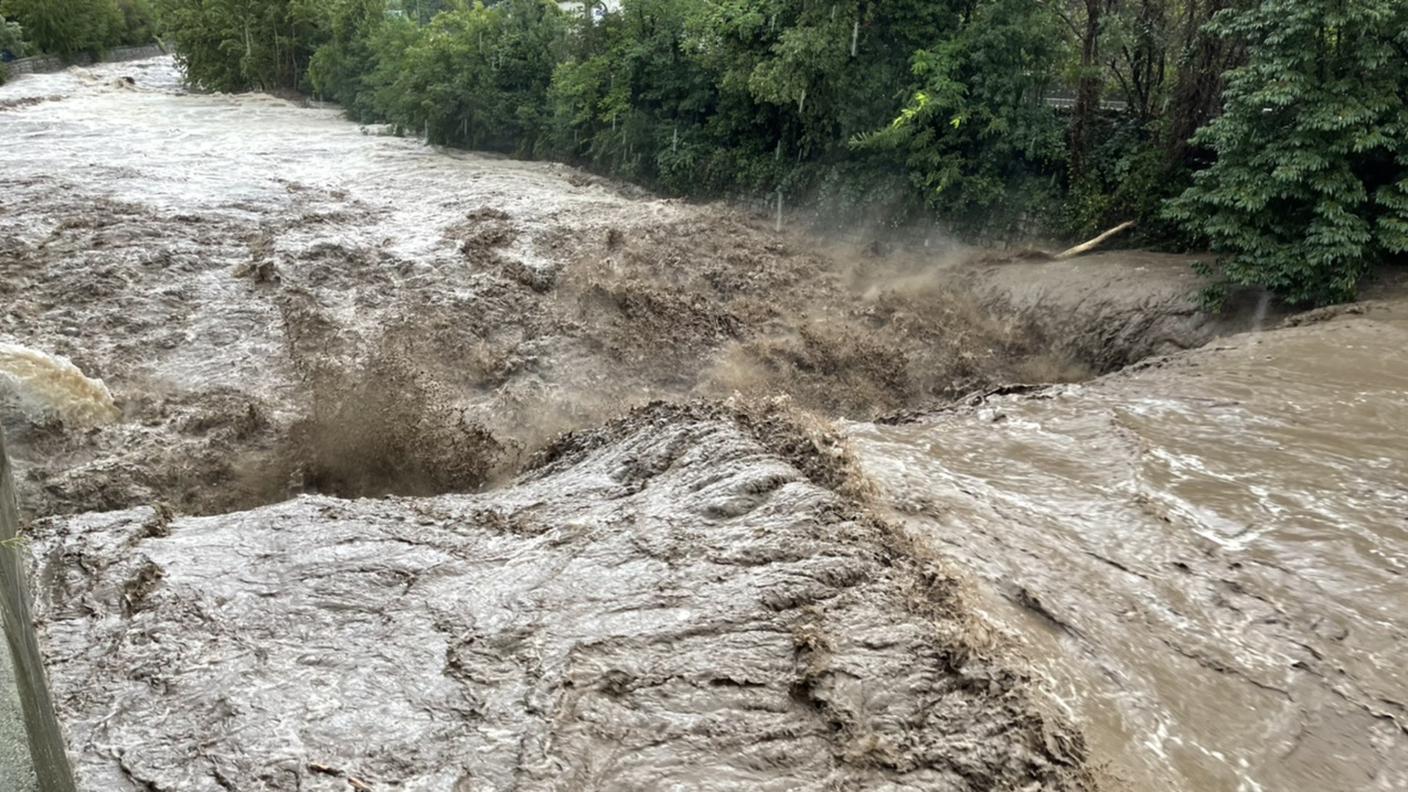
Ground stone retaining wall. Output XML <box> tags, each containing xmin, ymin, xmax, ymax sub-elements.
<box><xmin>3</xmin><ymin>44</ymin><xmax>165</xmax><ymax>78</ymax></box>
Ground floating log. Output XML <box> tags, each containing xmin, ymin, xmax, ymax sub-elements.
<box><xmin>1053</xmin><ymin>220</ymin><xmax>1136</xmax><ymax>260</ymax></box>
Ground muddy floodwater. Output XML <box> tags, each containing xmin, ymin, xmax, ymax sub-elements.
<box><xmin>849</xmin><ymin>307</ymin><xmax>1408</xmax><ymax>790</ymax></box>
<box><xmin>3</xmin><ymin>57</ymin><xmax>1406</xmax><ymax>791</ymax></box>
<box><xmin>2</xmin><ymin>57</ymin><xmax>1131</xmax><ymax>520</ymax></box>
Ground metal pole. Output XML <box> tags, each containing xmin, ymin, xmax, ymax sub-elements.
<box><xmin>0</xmin><ymin>428</ymin><xmax>76</xmax><ymax>792</ymax></box>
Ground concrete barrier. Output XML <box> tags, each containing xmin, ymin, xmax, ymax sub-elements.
<box><xmin>4</xmin><ymin>43</ymin><xmax>166</xmax><ymax>78</ymax></box>
<box><xmin>0</xmin><ymin>429</ymin><xmax>75</xmax><ymax>792</ymax></box>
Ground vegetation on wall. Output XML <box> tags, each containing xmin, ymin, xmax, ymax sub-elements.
<box><xmin>133</xmin><ymin>0</ymin><xmax>1408</xmax><ymax>304</ymax></box>
<box><xmin>0</xmin><ymin>19</ymin><xmax>23</xmax><ymax>82</ymax></box>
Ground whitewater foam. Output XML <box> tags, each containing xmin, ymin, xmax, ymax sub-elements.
<box><xmin>0</xmin><ymin>343</ymin><xmax>119</xmax><ymax>427</ymax></box>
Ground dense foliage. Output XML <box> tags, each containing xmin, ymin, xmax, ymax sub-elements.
<box><xmin>154</xmin><ymin>0</ymin><xmax>329</xmax><ymax>91</ymax></box>
<box><xmin>0</xmin><ymin>19</ymin><xmax>19</xmax><ymax>83</ymax></box>
<box><xmin>131</xmin><ymin>0</ymin><xmax>1408</xmax><ymax>302</ymax></box>
<box><xmin>0</xmin><ymin>0</ymin><xmax>156</xmax><ymax>58</ymax></box>
<box><xmin>852</xmin><ymin>0</ymin><xmax>1067</xmax><ymax>234</ymax></box>
<box><xmin>0</xmin><ymin>18</ymin><xmax>24</xmax><ymax>59</ymax></box>
<box><xmin>1165</xmin><ymin>0</ymin><xmax>1408</xmax><ymax>305</ymax></box>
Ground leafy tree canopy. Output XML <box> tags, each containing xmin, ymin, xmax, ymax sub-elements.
<box><xmin>1</xmin><ymin>0</ymin><xmax>154</xmax><ymax>57</ymax></box>
<box><xmin>1166</xmin><ymin>0</ymin><xmax>1408</xmax><ymax>305</ymax></box>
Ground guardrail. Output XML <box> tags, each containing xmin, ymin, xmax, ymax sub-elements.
<box><xmin>0</xmin><ymin>429</ymin><xmax>75</xmax><ymax>792</ymax></box>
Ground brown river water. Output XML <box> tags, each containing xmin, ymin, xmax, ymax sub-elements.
<box><xmin>848</xmin><ymin>306</ymin><xmax>1408</xmax><ymax>790</ymax></box>
<box><xmin>2</xmin><ymin>57</ymin><xmax>1406</xmax><ymax>792</ymax></box>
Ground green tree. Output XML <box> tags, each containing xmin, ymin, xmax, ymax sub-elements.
<box><xmin>0</xmin><ymin>19</ymin><xmax>20</xmax><ymax>83</ymax></box>
<box><xmin>548</xmin><ymin>0</ymin><xmax>725</xmax><ymax>187</ymax></box>
<box><xmin>855</xmin><ymin>0</ymin><xmax>1066</xmax><ymax>234</ymax></box>
<box><xmin>114</xmin><ymin>0</ymin><xmax>159</xmax><ymax>45</ymax></box>
<box><xmin>0</xmin><ymin>0</ymin><xmax>123</xmax><ymax>57</ymax></box>
<box><xmin>0</xmin><ymin>19</ymin><xmax>25</xmax><ymax>58</ymax></box>
<box><xmin>545</xmin><ymin>0</ymin><xmax>958</xmax><ymax>209</ymax></box>
<box><xmin>1166</xmin><ymin>0</ymin><xmax>1408</xmax><ymax>305</ymax></box>
<box><xmin>155</xmin><ymin>0</ymin><xmax>332</xmax><ymax>91</ymax></box>
<box><xmin>306</xmin><ymin>0</ymin><xmax>388</xmax><ymax>115</ymax></box>
<box><xmin>352</xmin><ymin>0</ymin><xmax>566</xmax><ymax>152</ymax></box>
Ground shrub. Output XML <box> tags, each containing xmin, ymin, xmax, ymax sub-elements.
<box><xmin>0</xmin><ymin>18</ymin><xmax>26</xmax><ymax>59</ymax></box>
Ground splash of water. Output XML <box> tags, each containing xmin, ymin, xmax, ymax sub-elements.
<box><xmin>1251</xmin><ymin>291</ymin><xmax>1271</xmax><ymax>333</ymax></box>
<box><xmin>0</xmin><ymin>344</ymin><xmax>119</xmax><ymax>427</ymax></box>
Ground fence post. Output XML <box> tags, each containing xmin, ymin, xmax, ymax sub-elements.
<box><xmin>0</xmin><ymin>429</ymin><xmax>76</xmax><ymax>792</ymax></box>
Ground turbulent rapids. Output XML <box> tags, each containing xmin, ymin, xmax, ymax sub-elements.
<box><xmin>2</xmin><ymin>57</ymin><xmax>1405</xmax><ymax>792</ymax></box>
<box><xmin>0</xmin><ymin>343</ymin><xmax>119</xmax><ymax>427</ymax></box>
<box><xmin>847</xmin><ymin>304</ymin><xmax>1408</xmax><ymax>790</ymax></box>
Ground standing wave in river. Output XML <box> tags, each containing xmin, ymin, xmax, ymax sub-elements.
<box><xmin>0</xmin><ymin>344</ymin><xmax>118</xmax><ymax>428</ymax></box>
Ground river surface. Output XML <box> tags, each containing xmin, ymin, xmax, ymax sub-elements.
<box><xmin>3</xmin><ymin>57</ymin><xmax>1407</xmax><ymax>792</ymax></box>
<box><xmin>848</xmin><ymin>308</ymin><xmax>1408</xmax><ymax>790</ymax></box>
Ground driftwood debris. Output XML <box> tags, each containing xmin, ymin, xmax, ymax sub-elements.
<box><xmin>1053</xmin><ymin>220</ymin><xmax>1136</xmax><ymax>260</ymax></box>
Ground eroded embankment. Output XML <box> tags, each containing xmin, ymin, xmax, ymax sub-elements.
<box><xmin>28</xmin><ymin>402</ymin><xmax>1094</xmax><ymax>791</ymax></box>
<box><xmin>950</xmin><ymin>249</ymin><xmax>1278</xmax><ymax>371</ymax></box>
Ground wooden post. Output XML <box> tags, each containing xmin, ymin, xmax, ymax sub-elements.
<box><xmin>0</xmin><ymin>429</ymin><xmax>76</xmax><ymax>792</ymax></box>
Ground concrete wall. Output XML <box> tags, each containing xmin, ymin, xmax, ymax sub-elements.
<box><xmin>4</xmin><ymin>44</ymin><xmax>165</xmax><ymax>78</ymax></box>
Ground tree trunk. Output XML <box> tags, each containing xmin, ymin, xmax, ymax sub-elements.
<box><xmin>1069</xmin><ymin>0</ymin><xmax>1103</xmax><ymax>181</ymax></box>
<box><xmin>1054</xmin><ymin>220</ymin><xmax>1136</xmax><ymax>259</ymax></box>
<box><xmin>1164</xmin><ymin>0</ymin><xmax>1244</xmax><ymax>165</ymax></box>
